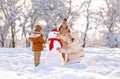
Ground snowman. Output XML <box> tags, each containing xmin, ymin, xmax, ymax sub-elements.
<box><xmin>45</xmin><ymin>29</ymin><xmax>63</xmax><ymax>66</ymax></box>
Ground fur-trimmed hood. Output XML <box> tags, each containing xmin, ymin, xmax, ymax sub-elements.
<box><xmin>29</xmin><ymin>33</ymin><xmax>43</xmax><ymax>43</ymax></box>
<box><xmin>29</xmin><ymin>32</ymin><xmax>45</xmax><ymax>52</ymax></box>
<box><xmin>29</xmin><ymin>33</ymin><xmax>42</xmax><ymax>38</ymax></box>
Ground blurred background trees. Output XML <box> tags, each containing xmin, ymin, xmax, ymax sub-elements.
<box><xmin>0</xmin><ymin>0</ymin><xmax>120</xmax><ymax>48</ymax></box>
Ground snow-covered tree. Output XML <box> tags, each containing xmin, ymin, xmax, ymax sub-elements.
<box><xmin>0</xmin><ymin>0</ymin><xmax>26</xmax><ymax>47</ymax></box>
<box><xmin>63</xmin><ymin>0</ymin><xmax>86</xmax><ymax>28</ymax></box>
<box><xmin>42</xmin><ymin>24</ymin><xmax>56</xmax><ymax>40</ymax></box>
<box><xmin>30</xmin><ymin>0</ymin><xmax>68</xmax><ymax>25</ymax></box>
<box><xmin>0</xmin><ymin>1</ymin><xmax>10</xmax><ymax>47</ymax></box>
<box><xmin>100</xmin><ymin>0</ymin><xmax>120</xmax><ymax>47</ymax></box>
<box><xmin>82</xmin><ymin>0</ymin><xmax>92</xmax><ymax>47</ymax></box>
<box><xmin>0</xmin><ymin>0</ymin><xmax>120</xmax><ymax>48</ymax></box>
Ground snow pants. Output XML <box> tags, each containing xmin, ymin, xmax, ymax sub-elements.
<box><xmin>34</xmin><ymin>51</ymin><xmax>41</xmax><ymax>67</ymax></box>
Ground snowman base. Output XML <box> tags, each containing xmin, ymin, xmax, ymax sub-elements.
<box><xmin>44</xmin><ymin>50</ymin><xmax>63</xmax><ymax>66</ymax></box>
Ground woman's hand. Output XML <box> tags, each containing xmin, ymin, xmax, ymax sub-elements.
<box><xmin>56</xmin><ymin>47</ymin><xmax>60</xmax><ymax>50</ymax></box>
<box><xmin>56</xmin><ymin>33</ymin><xmax>61</xmax><ymax>37</ymax></box>
<box><xmin>56</xmin><ymin>47</ymin><xmax>61</xmax><ymax>52</ymax></box>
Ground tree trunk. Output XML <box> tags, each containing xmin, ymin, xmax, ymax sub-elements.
<box><xmin>82</xmin><ymin>22</ymin><xmax>89</xmax><ymax>47</ymax></box>
<box><xmin>11</xmin><ymin>34</ymin><xmax>15</xmax><ymax>48</ymax></box>
<box><xmin>11</xmin><ymin>27</ymin><xmax>15</xmax><ymax>48</ymax></box>
<box><xmin>24</xmin><ymin>33</ymin><xmax>30</xmax><ymax>47</ymax></box>
<box><xmin>0</xmin><ymin>34</ymin><xmax>5</xmax><ymax>47</ymax></box>
<box><xmin>82</xmin><ymin>10</ymin><xmax>90</xmax><ymax>47</ymax></box>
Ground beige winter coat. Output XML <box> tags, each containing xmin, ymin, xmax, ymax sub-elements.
<box><xmin>59</xmin><ymin>33</ymin><xmax>84</xmax><ymax>59</ymax></box>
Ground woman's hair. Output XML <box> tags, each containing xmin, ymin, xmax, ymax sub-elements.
<box><xmin>59</xmin><ymin>25</ymin><xmax>70</xmax><ymax>34</ymax></box>
<box><xmin>59</xmin><ymin>18</ymin><xmax>68</xmax><ymax>30</ymax></box>
<box><xmin>59</xmin><ymin>25</ymin><xmax>68</xmax><ymax>31</ymax></box>
<box><xmin>34</xmin><ymin>25</ymin><xmax>42</xmax><ymax>32</ymax></box>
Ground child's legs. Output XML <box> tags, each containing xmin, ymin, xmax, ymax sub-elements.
<box><xmin>34</xmin><ymin>51</ymin><xmax>41</xmax><ymax>66</ymax></box>
<box><xmin>34</xmin><ymin>52</ymin><xmax>37</xmax><ymax>66</ymax></box>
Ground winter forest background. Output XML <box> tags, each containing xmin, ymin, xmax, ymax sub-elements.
<box><xmin>0</xmin><ymin>0</ymin><xmax>120</xmax><ymax>48</ymax></box>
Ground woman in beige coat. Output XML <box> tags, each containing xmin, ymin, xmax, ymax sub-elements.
<box><xmin>57</xmin><ymin>18</ymin><xmax>84</xmax><ymax>65</ymax></box>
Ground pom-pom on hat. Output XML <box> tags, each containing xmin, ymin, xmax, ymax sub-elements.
<box><xmin>63</xmin><ymin>18</ymin><xmax>67</xmax><ymax>24</ymax></box>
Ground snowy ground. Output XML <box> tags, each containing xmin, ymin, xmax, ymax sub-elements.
<box><xmin>0</xmin><ymin>48</ymin><xmax>120</xmax><ymax>79</ymax></box>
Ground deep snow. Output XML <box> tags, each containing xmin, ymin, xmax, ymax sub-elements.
<box><xmin>0</xmin><ymin>48</ymin><xmax>120</xmax><ymax>79</ymax></box>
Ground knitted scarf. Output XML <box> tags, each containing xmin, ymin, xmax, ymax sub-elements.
<box><xmin>48</xmin><ymin>38</ymin><xmax>63</xmax><ymax>51</ymax></box>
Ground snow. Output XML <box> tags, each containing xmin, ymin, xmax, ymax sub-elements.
<box><xmin>0</xmin><ymin>47</ymin><xmax>120</xmax><ymax>79</ymax></box>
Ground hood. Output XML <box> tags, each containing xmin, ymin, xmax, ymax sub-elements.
<box><xmin>29</xmin><ymin>33</ymin><xmax>41</xmax><ymax>38</ymax></box>
<box><xmin>29</xmin><ymin>33</ymin><xmax>42</xmax><ymax>42</ymax></box>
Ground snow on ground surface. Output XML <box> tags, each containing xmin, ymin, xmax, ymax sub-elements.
<box><xmin>0</xmin><ymin>47</ymin><xmax>120</xmax><ymax>79</ymax></box>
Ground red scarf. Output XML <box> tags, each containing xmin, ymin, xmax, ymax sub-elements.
<box><xmin>48</xmin><ymin>38</ymin><xmax>63</xmax><ymax>51</ymax></box>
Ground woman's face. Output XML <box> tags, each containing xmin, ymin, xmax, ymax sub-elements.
<box><xmin>62</xmin><ymin>24</ymin><xmax>67</xmax><ymax>28</ymax></box>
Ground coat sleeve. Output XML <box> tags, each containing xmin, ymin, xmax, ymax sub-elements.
<box><xmin>39</xmin><ymin>36</ymin><xmax>46</xmax><ymax>44</ymax></box>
